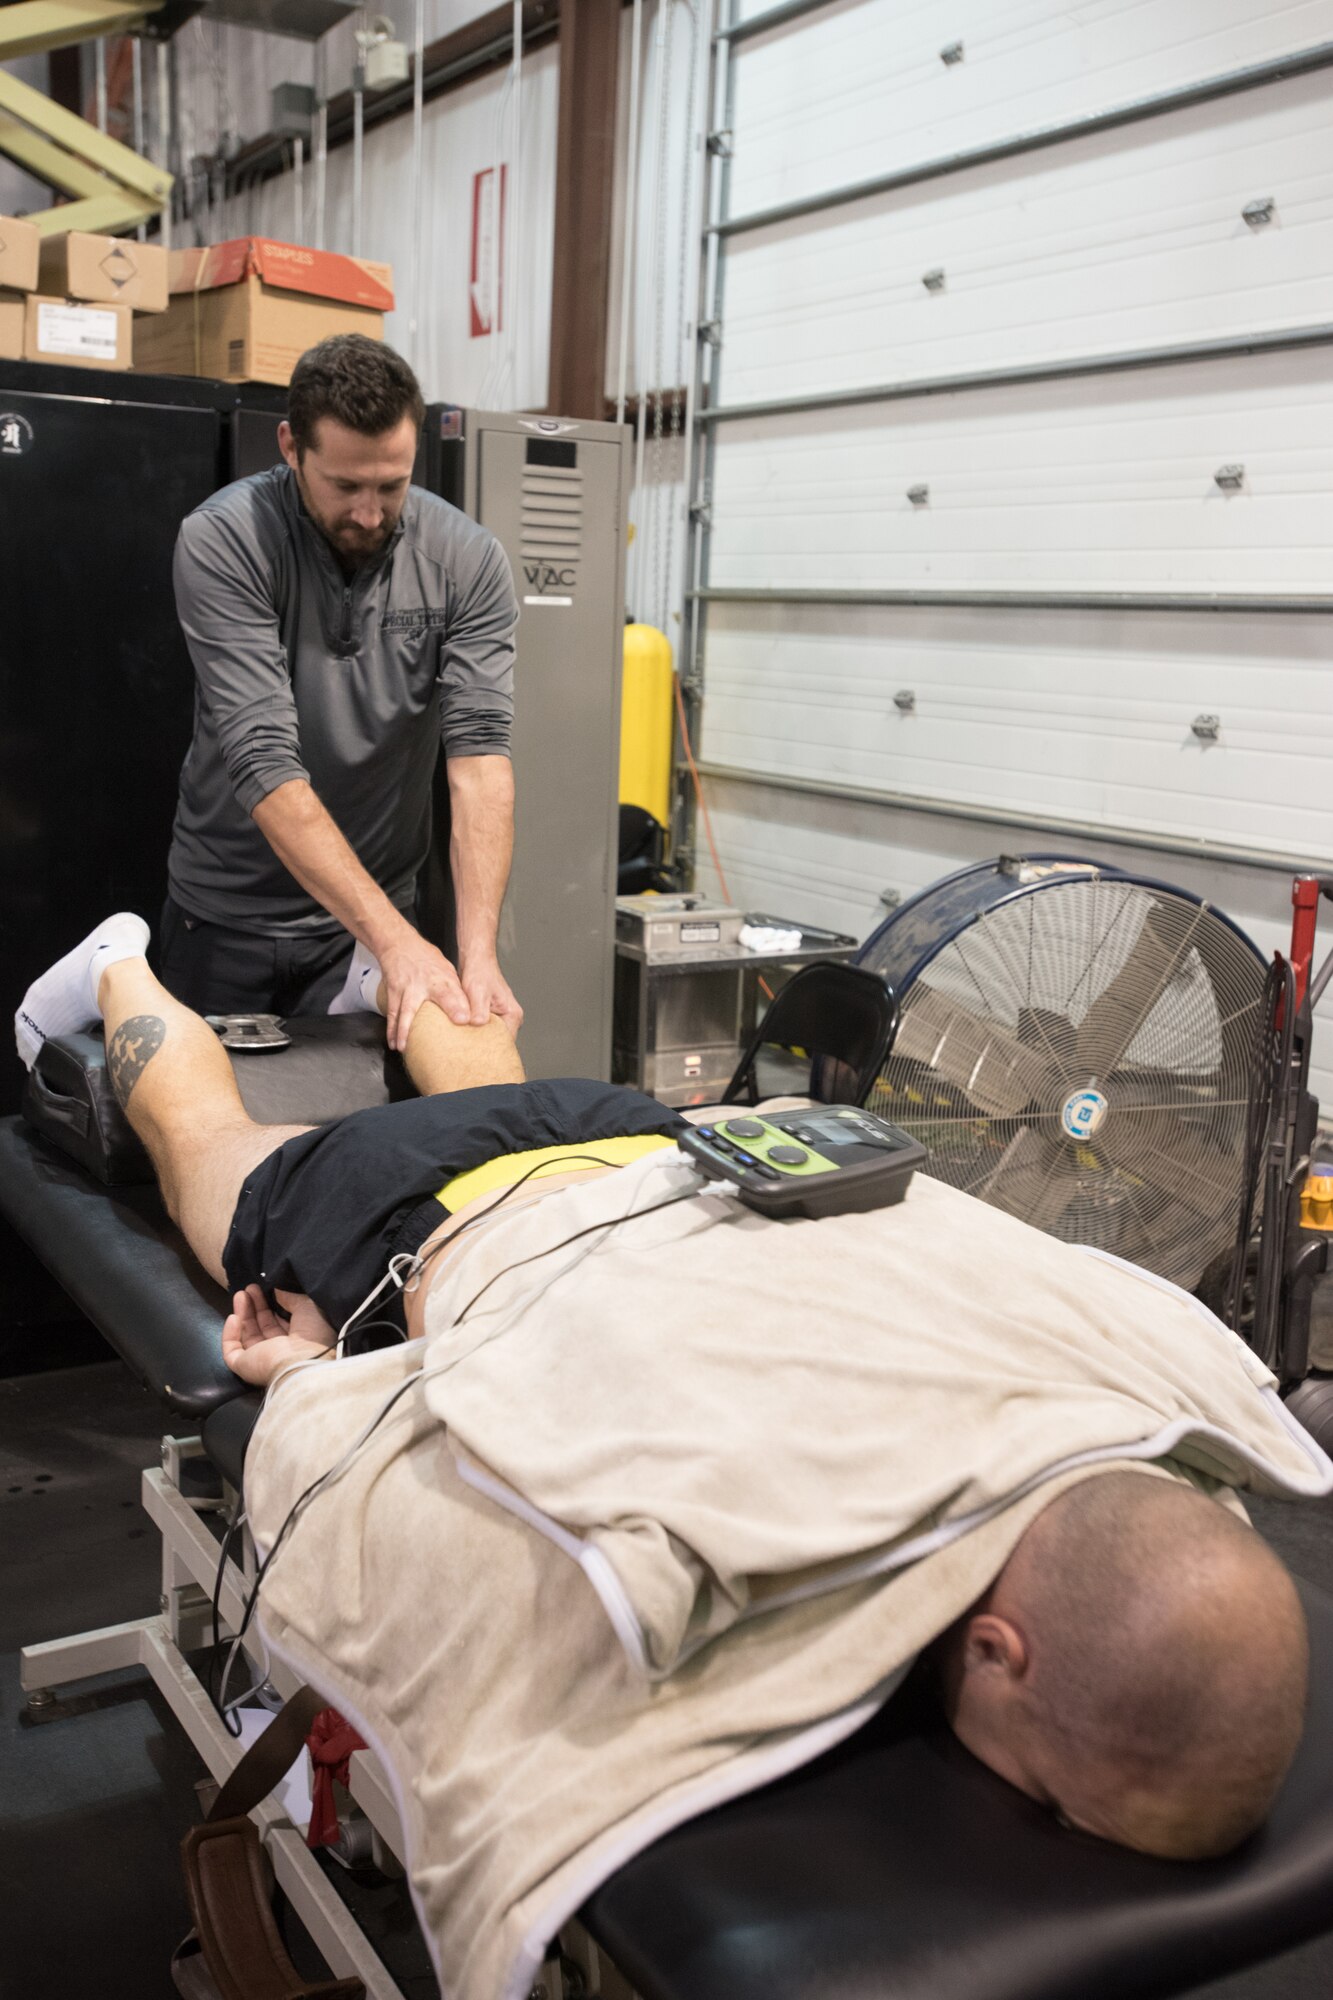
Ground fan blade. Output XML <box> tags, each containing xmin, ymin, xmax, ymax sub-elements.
<box><xmin>1075</xmin><ymin>900</ymin><xmax>1199</xmax><ymax>1077</ymax></box>
<box><xmin>892</xmin><ymin>987</ymin><xmax>1061</xmax><ymax>1119</ymax></box>
<box><xmin>973</xmin><ymin>1124</ymin><xmax>1082</xmax><ymax>1232</ymax></box>
<box><xmin>1091</xmin><ymin>1118</ymin><xmax>1242</xmax><ymax>1226</ymax></box>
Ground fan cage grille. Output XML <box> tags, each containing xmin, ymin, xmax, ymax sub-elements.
<box><xmin>862</xmin><ymin>879</ymin><xmax>1264</xmax><ymax>1290</ymax></box>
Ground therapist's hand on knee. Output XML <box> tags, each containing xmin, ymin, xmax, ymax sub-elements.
<box><xmin>377</xmin><ymin>929</ymin><xmax>471</xmax><ymax>1049</ymax></box>
<box><xmin>222</xmin><ymin>1283</ymin><xmax>337</xmax><ymax>1386</ymax></box>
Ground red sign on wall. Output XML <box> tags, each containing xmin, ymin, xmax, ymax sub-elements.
<box><xmin>469</xmin><ymin>164</ymin><xmax>507</xmax><ymax>338</ymax></box>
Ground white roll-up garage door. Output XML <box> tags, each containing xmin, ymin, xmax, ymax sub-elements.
<box><xmin>686</xmin><ymin>0</ymin><xmax>1333</xmax><ymax>1091</ymax></box>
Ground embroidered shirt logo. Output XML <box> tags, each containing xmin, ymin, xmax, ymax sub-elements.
<box><xmin>382</xmin><ymin>607</ymin><xmax>451</xmax><ymax>632</ymax></box>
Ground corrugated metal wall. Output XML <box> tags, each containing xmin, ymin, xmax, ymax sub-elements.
<box><xmin>688</xmin><ymin>0</ymin><xmax>1333</xmax><ymax>1093</ymax></box>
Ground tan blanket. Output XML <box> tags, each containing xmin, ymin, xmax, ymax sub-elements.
<box><xmin>244</xmin><ymin>1159</ymin><xmax>1332</xmax><ymax>1999</ymax></box>
<box><xmin>417</xmin><ymin>1151</ymin><xmax>1331</xmax><ymax>1671</ymax></box>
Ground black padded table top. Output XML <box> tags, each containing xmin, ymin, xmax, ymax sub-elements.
<box><xmin>584</xmin><ymin>1582</ymin><xmax>1333</xmax><ymax>2000</ymax></box>
<box><xmin>0</xmin><ymin>1114</ymin><xmax>241</xmax><ymax>1417</ymax></box>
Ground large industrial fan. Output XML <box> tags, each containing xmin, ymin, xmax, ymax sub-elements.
<box><xmin>856</xmin><ymin>856</ymin><xmax>1267</xmax><ymax>1293</ymax></box>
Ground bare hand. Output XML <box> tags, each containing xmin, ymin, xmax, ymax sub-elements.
<box><xmin>459</xmin><ymin>955</ymin><xmax>523</xmax><ymax>1034</ymax></box>
<box><xmin>221</xmin><ymin>1284</ymin><xmax>337</xmax><ymax>1387</ymax></box>
<box><xmin>377</xmin><ymin>931</ymin><xmax>471</xmax><ymax>1050</ymax></box>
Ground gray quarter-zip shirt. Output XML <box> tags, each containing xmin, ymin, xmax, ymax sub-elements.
<box><xmin>168</xmin><ymin>464</ymin><xmax>517</xmax><ymax>935</ymax></box>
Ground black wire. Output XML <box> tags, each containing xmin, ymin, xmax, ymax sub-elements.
<box><xmin>335</xmin><ymin>1151</ymin><xmax>649</xmax><ymax>1345</ymax></box>
<box><xmin>449</xmin><ymin>1185</ymin><xmax>703</xmax><ymax>1326</ymax></box>
<box><xmin>228</xmin><ymin>1152</ymin><xmax>697</xmax><ymax>1659</ymax></box>
<box><xmin>208</xmin><ymin>1494</ymin><xmax>248</xmax><ymax>1731</ymax></box>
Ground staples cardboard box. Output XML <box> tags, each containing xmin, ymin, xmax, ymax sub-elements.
<box><xmin>0</xmin><ymin>214</ymin><xmax>40</xmax><ymax>293</ymax></box>
<box><xmin>24</xmin><ymin>294</ymin><xmax>132</xmax><ymax>370</ymax></box>
<box><xmin>38</xmin><ymin>230</ymin><xmax>168</xmax><ymax>313</ymax></box>
<box><xmin>133</xmin><ymin>236</ymin><xmax>394</xmax><ymax>385</ymax></box>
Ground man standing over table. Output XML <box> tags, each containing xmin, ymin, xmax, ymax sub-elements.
<box><xmin>162</xmin><ymin>332</ymin><xmax>522</xmax><ymax>1051</ymax></box>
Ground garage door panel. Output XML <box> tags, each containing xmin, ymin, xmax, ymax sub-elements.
<box><xmin>706</xmin><ymin>347</ymin><xmax>1333</xmax><ymax>592</ymax></box>
<box><xmin>721</xmin><ymin>71</ymin><xmax>1333</xmax><ymax>405</ymax></box>
<box><xmin>699</xmin><ymin>602</ymin><xmax>1333</xmax><ymax>857</ymax></box>
<box><xmin>727</xmin><ymin>0</ymin><xmax>1333</xmax><ymax>216</ymax></box>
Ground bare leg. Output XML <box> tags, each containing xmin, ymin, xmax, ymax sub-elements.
<box><xmin>391</xmin><ymin>986</ymin><xmax>525</xmax><ymax>1097</ymax></box>
<box><xmin>99</xmin><ymin>959</ymin><xmax>312</xmax><ymax>1285</ymax></box>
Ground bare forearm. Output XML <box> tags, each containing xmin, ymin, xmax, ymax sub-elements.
<box><xmin>447</xmin><ymin>756</ymin><xmax>514</xmax><ymax>967</ymax></box>
<box><xmin>251</xmin><ymin>779</ymin><xmax>412</xmax><ymax>957</ymax></box>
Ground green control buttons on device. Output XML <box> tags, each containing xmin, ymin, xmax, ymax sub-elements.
<box><xmin>680</xmin><ymin>1105</ymin><xmax>928</xmax><ymax>1218</ymax></box>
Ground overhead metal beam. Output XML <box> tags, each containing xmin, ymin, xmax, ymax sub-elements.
<box><xmin>700</xmin><ymin>323</ymin><xmax>1333</xmax><ymax>424</ymax></box>
<box><xmin>692</xmin><ymin>587</ymin><xmax>1333</xmax><ymax>614</ymax></box>
<box><xmin>694</xmin><ymin>761</ymin><xmax>1332</xmax><ymax>877</ymax></box>
<box><xmin>714</xmin><ymin>40</ymin><xmax>1333</xmax><ymax>239</ymax></box>
<box><xmin>0</xmin><ymin>0</ymin><xmax>162</xmax><ymax>60</ymax></box>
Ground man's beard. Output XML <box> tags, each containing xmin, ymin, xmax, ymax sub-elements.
<box><xmin>295</xmin><ymin>464</ymin><xmax>398</xmax><ymax>562</ymax></box>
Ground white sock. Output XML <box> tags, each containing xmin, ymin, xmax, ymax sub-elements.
<box><xmin>327</xmin><ymin>938</ymin><xmax>385</xmax><ymax>1018</ymax></box>
<box><xmin>15</xmin><ymin>912</ymin><xmax>151</xmax><ymax>1070</ymax></box>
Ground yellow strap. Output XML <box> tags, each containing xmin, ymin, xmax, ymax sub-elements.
<box><xmin>435</xmin><ymin>1134</ymin><xmax>676</xmax><ymax>1214</ymax></box>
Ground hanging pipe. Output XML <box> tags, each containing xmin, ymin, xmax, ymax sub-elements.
<box><xmin>352</xmin><ymin>69</ymin><xmax>364</xmax><ymax>257</ymax></box>
<box><xmin>157</xmin><ymin>40</ymin><xmax>172</xmax><ymax>251</ymax></box>
<box><xmin>409</xmin><ymin>0</ymin><xmax>425</xmax><ymax>364</ymax></box>
<box><xmin>293</xmin><ymin>133</ymin><xmax>305</xmax><ymax>240</ymax></box>
<box><xmin>614</xmin><ymin>0</ymin><xmax>643</xmax><ymax>425</ymax></box>
<box><xmin>315</xmin><ymin>99</ymin><xmax>327</xmax><ymax>248</ymax></box>
<box><xmin>503</xmin><ymin>0</ymin><xmax>521</xmax><ymax>405</ymax></box>
<box><xmin>132</xmin><ymin>37</ymin><xmax>146</xmax><ymax>240</ymax></box>
<box><xmin>95</xmin><ymin>37</ymin><xmax>108</xmax><ymax>132</ymax></box>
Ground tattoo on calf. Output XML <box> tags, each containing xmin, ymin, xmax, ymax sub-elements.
<box><xmin>108</xmin><ymin>1015</ymin><xmax>166</xmax><ymax>1108</ymax></box>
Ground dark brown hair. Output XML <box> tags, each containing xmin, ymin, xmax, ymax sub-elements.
<box><xmin>287</xmin><ymin>334</ymin><xmax>425</xmax><ymax>453</ymax></box>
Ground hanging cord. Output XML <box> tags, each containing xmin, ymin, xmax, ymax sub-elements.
<box><xmin>673</xmin><ymin>671</ymin><xmax>772</xmax><ymax>999</ymax></box>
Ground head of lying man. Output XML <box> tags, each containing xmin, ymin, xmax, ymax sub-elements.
<box><xmin>936</xmin><ymin>1469</ymin><xmax>1308</xmax><ymax>1859</ymax></box>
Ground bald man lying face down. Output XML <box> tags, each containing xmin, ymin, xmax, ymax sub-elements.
<box><xmin>14</xmin><ymin>920</ymin><xmax>1314</xmax><ymax>1867</ymax></box>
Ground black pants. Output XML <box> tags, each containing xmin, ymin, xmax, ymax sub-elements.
<box><xmin>222</xmin><ymin>1079</ymin><xmax>688</xmax><ymax>1335</ymax></box>
<box><xmin>158</xmin><ymin>893</ymin><xmax>357</xmax><ymax>1018</ymax></box>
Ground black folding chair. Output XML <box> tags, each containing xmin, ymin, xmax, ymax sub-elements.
<box><xmin>721</xmin><ymin>961</ymin><xmax>897</xmax><ymax>1108</ymax></box>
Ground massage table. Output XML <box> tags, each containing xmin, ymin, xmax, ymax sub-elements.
<box><xmin>5</xmin><ymin>1022</ymin><xmax>1333</xmax><ymax>2000</ymax></box>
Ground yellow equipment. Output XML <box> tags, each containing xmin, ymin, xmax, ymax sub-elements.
<box><xmin>0</xmin><ymin>1</ymin><xmax>172</xmax><ymax>236</ymax></box>
<box><xmin>619</xmin><ymin>623</ymin><xmax>673</xmax><ymax>831</ymax></box>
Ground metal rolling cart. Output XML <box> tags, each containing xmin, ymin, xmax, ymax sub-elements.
<box><xmin>613</xmin><ymin>895</ymin><xmax>857</xmax><ymax>1106</ymax></box>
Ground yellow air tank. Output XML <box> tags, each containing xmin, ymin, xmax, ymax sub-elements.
<box><xmin>619</xmin><ymin>623</ymin><xmax>674</xmax><ymax>832</ymax></box>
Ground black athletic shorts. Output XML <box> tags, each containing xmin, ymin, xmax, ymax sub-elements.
<box><xmin>222</xmin><ymin>1078</ymin><xmax>687</xmax><ymax>1338</ymax></box>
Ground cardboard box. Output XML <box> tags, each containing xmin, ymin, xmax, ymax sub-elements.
<box><xmin>0</xmin><ymin>214</ymin><xmax>40</xmax><ymax>293</ymax></box>
<box><xmin>0</xmin><ymin>289</ymin><xmax>25</xmax><ymax>359</ymax></box>
<box><xmin>24</xmin><ymin>294</ymin><xmax>132</xmax><ymax>371</ymax></box>
<box><xmin>133</xmin><ymin>236</ymin><xmax>394</xmax><ymax>386</ymax></box>
<box><xmin>37</xmin><ymin>230</ymin><xmax>168</xmax><ymax>313</ymax></box>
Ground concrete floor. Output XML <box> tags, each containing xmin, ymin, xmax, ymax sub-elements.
<box><xmin>4</xmin><ymin>1354</ymin><xmax>1333</xmax><ymax>2000</ymax></box>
